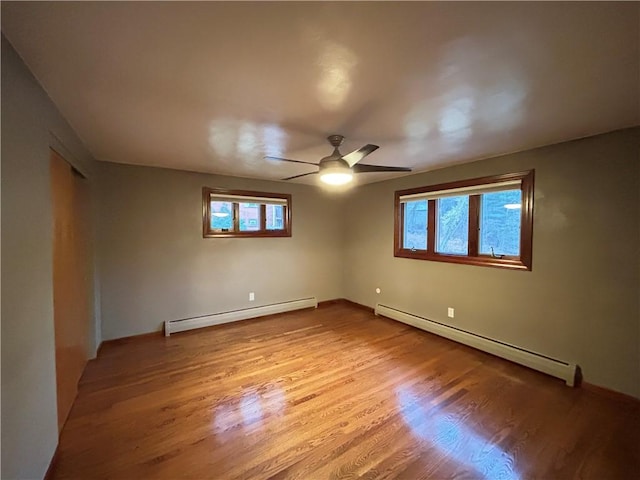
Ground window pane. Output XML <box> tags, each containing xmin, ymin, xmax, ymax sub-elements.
<box><xmin>210</xmin><ymin>201</ymin><xmax>233</xmax><ymax>230</ymax></box>
<box><xmin>402</xmin><ymin>200</ymin><xmax>427</xmax><ymax>250</ymax></box>
<box><xmin>480</xmin><ymin>190</ymin><xmax>522</xmax><ymax>256</ymax></box>
<box><xmin>266</xmin><ymin>204</ymin><xmax>285</xmax><ymax>230</ymax></box>
<box><xmin>239</xmin><ymin>203</ymin><xmax>261</xmax><ymax>231</ymax></box>
<box><xmin>436</xmin><ymin>196</ymin><xmax>469</xmax><ymax>255</ymax></box>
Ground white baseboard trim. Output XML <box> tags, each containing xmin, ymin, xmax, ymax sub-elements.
<box><xmin>164</xmin><ymin>297</ymin><xmax>318</xmax><ymax>336</ymax></box>
<box><xmin>375</xmin><ymin>303</ymin><xmax>577</xmax><ymax>386</ymax></box>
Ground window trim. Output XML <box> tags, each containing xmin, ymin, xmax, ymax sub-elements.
<box><xmin>202</xmin><ymin>187</ymin><xmax>292</xmax><ymax>238</ymax></box>
<box><xmin>394</xmin><ymin>170</ymin><xmax>534</xmax><ymax>270</ymax></box>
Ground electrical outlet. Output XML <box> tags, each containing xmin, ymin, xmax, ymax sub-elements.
<box><xmin>249</xmin><ymin>292</ymin><xmax>255</xmax><ymax>301</ymax></box>
<box><xmin>447</xmin><ymin>307</ymin><xmax>455</xmax><ymax>318</ymax></box>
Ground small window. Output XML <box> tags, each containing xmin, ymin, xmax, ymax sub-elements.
<box><xmin>203</xmin><ymin>188</ymin><xmax>291</xmax><ymax>238</ymax></box>
<box><xmin>394</xmin><ymin>170</ymin><xmax>534</xmax><ymax>270</ymax></box>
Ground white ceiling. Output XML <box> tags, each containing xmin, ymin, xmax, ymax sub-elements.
<box><xmin>2</xmin><ymin>2</ymin><xmax>638</xmax><ymax>186</ymax></box>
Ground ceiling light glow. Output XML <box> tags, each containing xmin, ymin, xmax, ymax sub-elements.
<box><xmin>320</xmin><ymin>166</ymin><xmax>353</xmax><ymax>185</ymax></box>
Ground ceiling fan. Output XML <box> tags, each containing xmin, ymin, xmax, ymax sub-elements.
<box><xmin>265</xmin><ymin>134</ymin><xmax>411</xmax><ymax>185</ymax></box>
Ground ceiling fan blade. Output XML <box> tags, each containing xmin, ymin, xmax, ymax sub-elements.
<box><xmin>281</xmin><ymin>171</ymin><xmax>318</xmax><ymax>181</ymax></box>
<box><xmin>342</xmin><ymin>144</ymin><xmax>379</xmax><ymax>167</ymax></box>
<box><xmin>353</xmin><ymin>163</ymin><xmax>412</xmax><ymax>173</ymax></box>
<box><xmin>265</xmin><ymin>156</ymin><xmax>319</xmax><ymax>166</ymax></box>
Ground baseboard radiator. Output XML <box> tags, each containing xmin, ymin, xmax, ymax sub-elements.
<box><xmin>375</xmin><ymin>304</ymin><xmax>577</xmax><ymax>386</ymax></box>
<box><xmin>165</xmin><ymin>297</ymin><xmax>318</xmax><ymax>336</ymax></box>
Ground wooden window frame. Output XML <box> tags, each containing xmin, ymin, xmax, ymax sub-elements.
<box><xmin>202</xmin><ymin>187</ymin><xmax>292</xmax><ymax>238</ymax></box>
<box><xmin>394</xmin><ymin>170</ymin><xmax>534</xmax><ymax>271</ymax></box>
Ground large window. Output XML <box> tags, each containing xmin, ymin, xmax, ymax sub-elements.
<box><xmin>394</xmin><ymin>170</ymin><xmax>534</xmax><ymax>270</ymax></box>
<box><xmin>203</xmin><ymin>188</ymin><xmax>291</xmax><ymax>238</ymax></box>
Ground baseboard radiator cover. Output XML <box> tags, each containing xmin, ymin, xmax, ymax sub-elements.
<box><xmin>375</xmin><ymin>304</ymin><xmax>577</xmax><ymax>386</ymax></box>
<box><xmin>165</xmin><ymin>297</ymin><xmax>318</xmax><ymax>336</ymax></box>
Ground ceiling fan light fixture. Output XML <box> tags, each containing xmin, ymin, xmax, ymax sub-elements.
<box><xmin>270</xmin><ymin>133</ymin><xmax>410</xmax><ymax>183</ymax></box>
<box><xmin>320</xmin><ymin>166</ymin><xmax>353</xmax><ymax>185</ymax></box>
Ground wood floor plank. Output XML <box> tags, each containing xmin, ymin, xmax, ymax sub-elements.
<box><xmin>51</xmin><ymin>304</ymin><xmax>640</xmax><ymax>479</ymax></box>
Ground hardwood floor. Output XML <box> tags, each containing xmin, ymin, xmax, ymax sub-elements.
<box><xmin>52</xmin><ymin>303</ymin><xmax>639</xmax><ymax>479</ymax></box>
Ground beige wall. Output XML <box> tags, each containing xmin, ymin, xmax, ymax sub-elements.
<box><xmin>1</xmin><ymin>36</ymin><xmax>99</xmax><ymax>480</ymax></box>
<box><xmin>97</xmin><ymin>162</ymin><xmax>345</xmax><ymax>340</ymax></box>
<box><xmin>343</xmin><ymin>128</ymin><xmax>640</xmax><ymax>398</ymax></box>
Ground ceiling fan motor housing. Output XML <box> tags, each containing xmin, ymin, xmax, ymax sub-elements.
<box><xmin>321</xmin><ymin>134</ymin><xmax>348</xmax><ymax>169</ymax></box>
<box><xmin>327</xmin><ymin>134</ymin><xmax>345</xmax><ymax>148</ymax></box>
<box><xmin>319</xmin><ymin>157</ymin><xmax>350</xmax><ymax>171</ymax></box>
